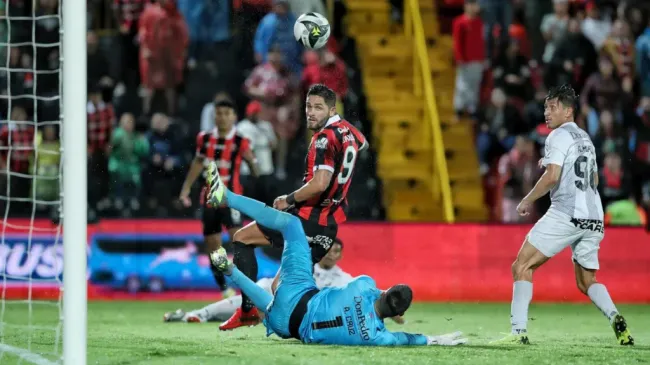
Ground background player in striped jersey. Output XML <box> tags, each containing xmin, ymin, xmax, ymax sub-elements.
<box><xmin>219</xmin><ymin>84</ymin><xmax>368</xmax><ymax>331</ymax></box>
<box><xmin>493</xmin><ymin>85</ymin><xmax>634</xmax><ymax>345</ymax></box>
<box><xmin>179</xmin><ymin>98</ymin><xmax>259</xmax><ymax>298</ymax></box>
<box><xmin>163</xmin><ymin>238</ymin><xmax>354</xmax><ymax>323</ymax></box>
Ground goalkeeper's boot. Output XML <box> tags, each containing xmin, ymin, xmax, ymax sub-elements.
<box><xmin>612</xmin><ymin>314</ymin><xmax>634</xmax><ymax>346</ymax></box>
<box><xmin>210</xmin><ymin>248</ymin><xmax>233</xmax><ymax>275</ymax></box>
<box><xmin>163</xmin><ymin>309</ymin><xmax>187</xmax><ymax>323</ymax></box>
<box><xmin>219</xmin><ymin>307</ymin><xmax>262</xmax><ymax>331</ymax></box>
<box><xmin>490</xmin><ymin>333</ymin><xmax>530</xmax><ymax>345</ymax></box>
<box><xmin>206</xmin><ymin>161</ymin><xmax>226</xmax><ymax>207</ymax></box>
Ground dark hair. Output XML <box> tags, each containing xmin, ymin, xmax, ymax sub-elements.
<box><xmin>307</xmin><ymin>84</ymin><xmax>337</xmax><ymax>109</ymax></box>
<box><xmin>385</xmin><ymin>284</ymin><xmax>413</xmax><ymax>316</ymax></box>
<box><xmin>546</xmin><ymin>84</ymin><xmax>578</xmax><ymax>111</ymax></box>
<box><xmin>214</xmin><ymin>98</ymin><xmax>236</xmax><ymax>111</ymax></box>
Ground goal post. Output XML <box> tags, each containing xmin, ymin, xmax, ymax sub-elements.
<box><xmin>62</xmin><ymin>0</ymin><xmax>87</xmax><ymax>363</ymax></box>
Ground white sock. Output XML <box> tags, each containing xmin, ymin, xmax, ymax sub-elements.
<box><xmin>511</xmin><ymin>281</ymin><xmax>533</xmax><ymax>334</ymax></box>
<box><xmin>587</xmin><ymin>283</ymin><xmax>618</xmax><ymax>324</ymax></box>
<box><xmin>194</xmin><ymin>295</ymin><xmax>243</xmax><ymax>322</ymax></box>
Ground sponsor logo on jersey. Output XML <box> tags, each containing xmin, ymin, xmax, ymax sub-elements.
<box><xmin>569</xmin><ymin>218</ymin><xmax>604</xmax><ymax>233</ymax></box>
<box><xmin>308</xmin><ymin>235</ymin><xmax>333</xmax><ymax>251</ymax></box>
<box><xmin>337</xmin><ymin>126</ymin><xmax>349</xmax><ymax>134</ymax></box>
<box><xmin>354</xmin><ymin>296</ymin><xmax>370</xmax><ymax>341</ymax></box>
<box><xmin>315</xmin><ymin>137</ymin><xmax>328</xmax><ymax>150</ymax></box>
<box><xmin>343</xmin><ymin>134</ymin><xmax>355</xmax><ymax>143</ymax></box>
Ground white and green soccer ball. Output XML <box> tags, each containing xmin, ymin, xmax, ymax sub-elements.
<box><xmin>294</xmin><ymin>12</ymin><xmax>331</xmax><ymax>50</ymax></box>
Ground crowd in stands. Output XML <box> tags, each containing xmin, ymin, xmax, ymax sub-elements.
<box><xmin>450</xmin><ymin>0</ymin><xmax>650</xmax><ymax>226</ymax></box>
<box><xmin>0</xmin><ymin>0</ymin><xmax>366</xmax><ymax>221</ymax></box>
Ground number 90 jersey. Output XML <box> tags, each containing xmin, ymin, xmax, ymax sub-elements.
<box><xmin>542</xmin><ymin>122</ymin><xmax>604</xmax><ymax>220</ymax></box>
<box><xmin>299</xmin><ymin>115</ymin><xmax>368</xmax><ymax>227</ymax></box>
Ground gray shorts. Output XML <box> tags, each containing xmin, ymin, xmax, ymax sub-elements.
<box><xmin>527</xmin><ymin>209</ymin><xmax>604</xmax><ymax>270</ymax></box>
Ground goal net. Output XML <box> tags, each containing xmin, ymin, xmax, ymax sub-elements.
<box><xmin>0</xmin><ymin>0</ymin><xmax>85</xmax><ymax>363</ymax></box>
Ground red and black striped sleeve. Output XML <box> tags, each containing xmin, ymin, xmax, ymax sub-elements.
<box><xmin>312</xmin><ymin>130</ymin><xmax>337</xmax><ymax>174</ymax></box>
<box><xmin>195</xmin><ymin>131</ymin><xmax>206</xmax><ymax>158</ymax></box>
<box><xmin>351</xmin><ymin>125</ymin><xmax>368</xmax><ymax>151</ymax></box>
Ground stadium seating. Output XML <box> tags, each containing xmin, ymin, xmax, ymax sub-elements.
<box><xmin>346</xmin><ymin>0</ymin><xmax>487</xmax><ymax>222</ymax></box>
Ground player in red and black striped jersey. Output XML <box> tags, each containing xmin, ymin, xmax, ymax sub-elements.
<box><xmin>219</xmin><ymin>84</ymin><xmax>368</xmax><ymax>331</ymax></box>
<box><xmin>179</xmin><ymin>99</ymin><xmax>259</xmax><ymax>298</ymax></box>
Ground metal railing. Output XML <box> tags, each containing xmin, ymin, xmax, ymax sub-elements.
<box><xmin>404</xmin><ymin>0</ymin><xmax>455</xmax><ymax>223</ymax></box>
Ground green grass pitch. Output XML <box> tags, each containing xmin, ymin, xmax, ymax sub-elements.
<box><xmin>1</xmin><ymin>301</ymin><xmax>649</xmax><ymax>364</ymax></box>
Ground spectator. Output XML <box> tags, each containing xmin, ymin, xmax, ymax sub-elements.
<box><xmin>452</xmin><ymin>0</ymin><xmax>485</xmax><ymax>117</ymax></box>
<box><xmin>0</xmin><ymin>105</ymin><xmax>34</xmax><ymax>215</ymax></box>
<box><xmin>592</xmin><ymin>109</ymin><xmax>627</xmax><ymax>158</ymax></box>
<box><xmin>604</xmin><ymin>197</ymin><xmax>647</xmax><ymax>226</ymax></box>
<box><xmin>302</xmin><ymin>49</ymin><xmax>348</xmax><ymax>112</ymax></box>
<box><xmin>541</xmin><ymin>0</ymin><xmax>570</xmax><ymax>64</ymax></box>
<box><xmin>476</xmin><ymin>88</ymin><xmax>525</xmax><ymax>171</ymax></box>
<box><xmin>87</xmin><ymin>31</ymin><xmax>114</xmax><ymax>101</ymax></box>
<box><xmin>87</xmin><ymin>86</ymin><xmax>114</xmax><ymax>214</ymax></box>
<box><xmin>113</xmin><ymin>0</ymin><xmax>147</xmax><ymax>90</ymax></box>
<box><xmin>145</xmin><ymin>113</ymin><xmax>182</xmax><ymax>213</ymax></box>
<box><xmin>35</xmin><ymin>0</ymin><xmax>60</xmax><ymax>98</ymax></box>
<box><xmin>497</xmin><ymin>135</ymin><xmax>539</xmax><ymax>223</ymax></box>
<box><xmin>603</xmin><ymin>19</ymin><xmax>636</xmax><ymax>81</ymax></box>
<box><xmin>254</xmin><ymin>0</ymin><xmax>301</xmax><ymax>76</ymax></box>
<box><xmin>549</xmin><ymin>17</ymin><xmax>598</xmax><ymax>90</ymax></box>
<box><xmin>30</xmin><ymin>125</ymin><xmax>60</xmax><ymax>205</ymax></box>
<box><xmin>287</xmin><ymin>0</ymin><xmax>326</xmax><ymax>18</ymax></box>
<box><xmin>628</xmin><ymin>97</ymin><xmax>650</xmax><ymax>192</ymax></box>
<box><xmin>480</xmin><ymin>0</ymin><xmax>512</xmax><ymax>59</ymax></box>
<box><xmin>177</xmin><ymin>0</ymin><xmax>231</xmax><ymax>68</ymax></box>
<box><xmin>139</xmin><ymin>0</ymin><xmax>189</xmax><ymax>116</ymax></box>
<box><xmin>237</xmin><ymin>100</ymin><xmax>277</xmax><ymax>205</ymax></box>
<box><xmin>109</xmin><ymin>113</ymin><xmax>149</xmax><ymax>214</ymax></box>
<box><xmin>581</xmin><ymin>1</ymin><xmax>612</xmax><ymax>51</ymax></box>
<box><xmin>492</xmin><ymin>39</ymin><xmax>531</xmax><ymax>100</ymax></box>
<box><xmin>580</xmin><ymin>55</ymin><xmax>623</xmax><ymax>113</ymax></box>
<box><xmin>523</xmin><ymin>86</ymin><xmax>548</xmax><ymax>131</ymax></box>
<box><xmin>636</xmin><ymin>18</ymin><xmax>650</xmax><ymax>97</ymax></box>
<box><xmin>245</xmin><ymin>45</ymin><xmax>298</xmax><ymax>180</ymax></box>
<box><xmin>599</xmin><ymin>151</ymin><xmax>631</xmax><ymax>208</ymax></box>
<box><xmin>0</xmin><ymin>1</ymin><xmax>6</xmax><ymax>63</ymax></box>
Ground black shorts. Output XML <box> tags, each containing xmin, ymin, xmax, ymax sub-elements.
<box><xmin>258</xmin><ymin>214</ymin><xmax>338</xmax><ymax>264</ymax></box>
<box><xmin>202</xmin><ymin>206</ymin><xmax>243</xmax><ymax>236</ymax></box>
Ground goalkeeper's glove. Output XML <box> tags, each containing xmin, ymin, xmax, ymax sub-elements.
<box><xmin>426</xmin><ymin>331</ymin><xmax>468</xmax><ymax>346</ymax></box>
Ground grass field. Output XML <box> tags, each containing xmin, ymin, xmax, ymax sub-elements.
<box><xmin>1</xmin><ymin>301</ymin><xmax>649</xmax><ymax>364</ymax></box>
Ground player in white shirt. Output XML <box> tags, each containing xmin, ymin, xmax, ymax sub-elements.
<box><xmin>493</xmin><ymin>85</ymin><xmax>633</xmax><ymax>346</ymax></box>
<box><xmin>164</xmin><ymin>238</ymin><xmax>360</xmax><ymax>323</ymax></box>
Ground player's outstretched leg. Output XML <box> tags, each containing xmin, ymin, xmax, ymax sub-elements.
<box><xmin>211</xmin><ymin>248</ymin><xmax>273</xmax><ymax>313</ymax></box>
<box><xmin>206</xmin><ymin>162</ymin><xmax>298</xmax><ymax>241</ymax></box>
<box><xmin>574</xmin><ymin>263</ymin><xmax>634</xmax><ymax>345</ymax></box>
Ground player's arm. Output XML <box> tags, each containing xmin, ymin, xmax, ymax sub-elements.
<box><xmin>241</xmin><ymin>138</ymin><xmax>260</xmax><ymax>178</ymax></box>
<box><xmin>522</xmin><ymin>163</ymin><xmax>561</xmax><ymax>203</ymax></box>
<box><xmin>284</xmin><ymin>133</ymin><xmax>334</xmax><ymax>206</ymax></box>
<box><xmin>179</xmin><ymin>156</ymin><xmax>205</xmax><ymax>202</ymax></box>
<box><xmin>522</xmin><ymin>132</ymin><xmax>565</xmax><ymax>204</ymax></box>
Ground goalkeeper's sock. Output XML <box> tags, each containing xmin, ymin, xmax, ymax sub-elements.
<box><xmin>233</xmin><ymin>242</ymin><xmax>258</xmax><ymax>312</ymax></box>
<box><xmin>587</xmin><ymin>283</ymin><xmax>619</xmax><ymax>324</ymax></box>
<box><xmin>511</xmin><ymin>280</ymin><xmax>533</xmax><ymax>334</ymax></box>
<box><xmin>229</xmin><ymin>267</ymin><xmax>273</xmax><ymax>312</ymax></box>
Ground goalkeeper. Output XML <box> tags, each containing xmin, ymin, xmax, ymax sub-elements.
<box><xmin>206</xmin><ymin>162</ymin><xmax>467</xmax><ymax>346</ymax></box>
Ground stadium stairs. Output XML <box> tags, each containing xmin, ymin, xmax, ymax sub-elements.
<box><xmin>344</xmin><ymin>0</ymin><xmax>487</xmax><ymax>222</ymax></box>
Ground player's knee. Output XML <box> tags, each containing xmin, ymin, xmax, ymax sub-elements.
<box><xmin>232</xmin><ymin>228</ymin><xmax>254</xmax><ymax>245</ymax></box>
<box><xmin>511</xmin><ymin>259</ymin><xmax>533</xmax><ymax>281</ymax></box>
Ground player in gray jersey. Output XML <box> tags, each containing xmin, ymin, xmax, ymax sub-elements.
<box><xmin>493</xmin><ymin>85</ymin><xmax>633</xmax><ymax>346</ymax></box>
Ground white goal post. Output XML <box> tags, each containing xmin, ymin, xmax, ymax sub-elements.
<box><xmin>62</xmin><ymin>0</ymin><xmax>87</xmax><ymax>363</ymax></box>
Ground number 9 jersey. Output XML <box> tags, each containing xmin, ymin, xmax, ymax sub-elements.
<box><xmin>542</xmin><ymin>122</ymin><xmax>604</xmax><ymax>221</ymax></box>
<box><xmin>299</xmin><ymin>115</ymin><xmax>368</xmax><ymax>227</ymax></box>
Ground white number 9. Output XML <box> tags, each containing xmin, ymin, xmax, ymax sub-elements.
<box><xmin>337</xmin><ymin>146</ymin><xmax>358</xmax><ymax>184</ymax></box>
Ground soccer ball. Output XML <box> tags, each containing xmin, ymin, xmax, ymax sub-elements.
<box><xmin>294</xmin><ymin>12</ymin><xmax>331</xmax><ymax>50</ymax></box>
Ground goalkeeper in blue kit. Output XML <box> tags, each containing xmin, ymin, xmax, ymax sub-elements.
<box><xmin>205</xmin><ymin>162</ymin><xmax>467</xmax><ymax>346</ymax></box>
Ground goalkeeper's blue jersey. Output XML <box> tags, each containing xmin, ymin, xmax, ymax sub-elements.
<box><xmin>298</xmin><ymin>275</ymin><xmax>428</xmax><ymax>346</ymax></box>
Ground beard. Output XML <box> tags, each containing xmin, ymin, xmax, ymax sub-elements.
<box><xmin>308</xmin><ymin>115</ymin><xmax>329</xmax><ymax>131</ymax></box>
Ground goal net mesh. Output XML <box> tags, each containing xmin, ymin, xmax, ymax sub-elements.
<box><xmin>0</xmin><ymin>0</ymin><xmax>63</xmax><ymax>363</ymax></box>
